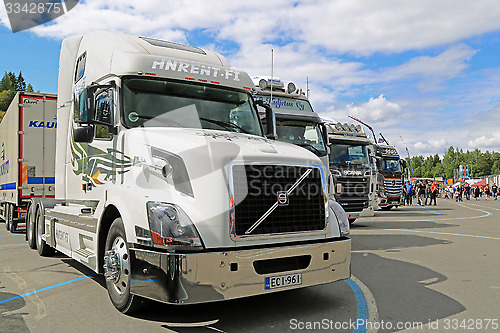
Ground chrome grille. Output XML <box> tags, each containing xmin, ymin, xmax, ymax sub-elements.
<box><xmin>383</xmin><ymin>178</ymin><xmax>403</xmax><ymax>197</ymax></box>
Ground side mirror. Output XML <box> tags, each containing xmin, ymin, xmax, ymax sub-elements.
<box><xmin>320</xmin><ymin>123</ymin><xmax>330</xmax><ymax>146</ymax></box>
<box><xmin>74</xmin><ymin>126</ymin><xmax>94</xmax><ymax>143</ymax></box>
<box><xmin>255</xmin><ymin>100</ymin><xmax>276</xmax><ymax>139</ymax></box>
<box><xmin>75</xmin><ymin>82</ymin><xmax>116</xmax><ymax>129</ymax></box>
<box><xmin>400</xmin><ymin>159</ymin><xmax>407</xmax><ymax>169</ymax></box>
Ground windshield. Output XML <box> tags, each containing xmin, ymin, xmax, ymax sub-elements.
<box><xmin>275</xmin><ymin>120</ymin><xmax>327</xmax><ymax>156</ymax></box>
<box><xmin>378</xmin><ymin>158</ymin><xmax>401</xmax><ymax>172</ymax></box>
<box><xmin>329</xmin><ymin>144</ymin><xmax>370</xmax><ymax>167</ymax></box>
<box><xmin>122</xmin><ymin>78</ymin><xmax>263</xmax><ymax>136</ymax></box>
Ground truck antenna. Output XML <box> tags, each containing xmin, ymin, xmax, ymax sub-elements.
<box><xmin>306</xmin><ymin>76</ymin><xmax>310</xmax><ymax>99</ymax></box>
<box><xmin>270</xmin><ymin>48</ymin><xmax>274</xmax><ymax>108</ymax></box>
<box><xmin>348</xmin><ymin>115</ymin><xmax>377</xmax><ymax>143</ymax></box>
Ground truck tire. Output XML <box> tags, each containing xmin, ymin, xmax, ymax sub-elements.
<box><xmin>5</xmin><ymin>203</ymin><xmax>12</xmax><ymax>231</ymax></box>
<box><xmin>26</xmin><ymin>203</ymin><xmax>37</xmax><ymax>249</ymax></box>
<box><xmin>35</xmin><ymin>205</ymin><xmax>54</xmax><ymax>256</ymax></box>
<box><xmin>380</xmin><ymin>205</ymin><xmax>393</xmax><ymax>211</ymax></box>
<box><xmin>104</xmin><ymin>218</ymin><xmax>144</xmax><ymax>314</ymax></box>
<box><xmin>10</xmin><ymin>205</ymin><xmax>18</xmax><ymax>233</ymax></box>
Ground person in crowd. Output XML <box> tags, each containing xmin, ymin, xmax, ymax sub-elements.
<box><xmin>474</xmin><ymin>185</ymin><xmax>480</xmax><ymax>201</ymax></box>
<box><xmin>416</xmin><ymin>180</ymin><xmax>426</xmax><ymax>205</ymax></box>
<box><xmin>429</xmin><ymin>182</ymin><xmax>438</xmax><ymax>206</ymax></box>
<box><xmin>484</xmin><ymin>184</ymin><xmax>491</xmax><ymax>200</ymax></box>
<box><xmin>492</xmin><ymin>183</ymin><xmax>498</xmax><ymax>200</ymax></box>
<box><xmin>464</xmin><ymin>183</ymin><xmax>471</xmax><ymax>201</ymax></box>
<box><xmin>456</xmin><ymin>184</ymin><xmax>463</xmax><ymax>202</ymax></box>
<box><xmin>404</xmin><ymin>181</ymin><xmax>413</xmax><ymax>205</ymax></box>
<box><xmin>424</xmin><ymin>181</ymin><xmax>431</xmax><ymax>205</ymax></box>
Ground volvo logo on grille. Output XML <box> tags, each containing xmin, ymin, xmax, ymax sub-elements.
<box><xmin>277</xmin><ymin>191</ymin><xmax>289</xmax><ymax>206</ymax></box>
<box><xmin>392</xmin><ymin>180</ymin><xmax>396</xmax><ymax>186</ymax></box>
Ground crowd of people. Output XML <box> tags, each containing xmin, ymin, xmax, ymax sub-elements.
<box><xmin>443</xmin><ymin>183</ymin><xmax>498</xmax><ymax>201</ymax></box>
<box><xmin>402</xmin><ymin>179</ymin><xmax>499</xmax><ymax>206</ymax></box>
<box><xmin>402</xmin><ymin>180</ymin><xmax>439</xmax><ymax>206</ymax></box>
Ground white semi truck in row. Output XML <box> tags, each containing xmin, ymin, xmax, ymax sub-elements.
<box><xmin>252</xmin><ymin>77</ymin><xmax>330</xmax><ymax>172</ymax></box>
<box><xmin>6</xmin><ymin>31</ymin><xmax>351</xmax><ymax>313</ymax></box>
<box><xmin>0</xmin><ymin>92</ymin><xmax>57</xmax><ymax>232</ymax></box>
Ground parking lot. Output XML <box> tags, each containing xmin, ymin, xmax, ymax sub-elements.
<box><xmin>1</xmin><ymin>198</ymin><xmax>499</xmax><ymax>332</ymax></box>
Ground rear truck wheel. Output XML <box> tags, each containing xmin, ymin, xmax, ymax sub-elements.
<box><xmin>35</xmin><ymin>205</ymin><xmax>54</xmax><ymax>256</ymax></box>
<box><xmin>5</xmin><ymin>203</ymin><xmax>12</xmax><ymax>231</ymax></box>
<box><xmin>104</xmin><ymin>218</ymin><xmax>144</xmax><ymax>314</ymax></box>
<box><xmin>10</xmin><ymin>205</ymin><xmax>18</xmax><ymax>233</ymax></box>
<box><xmin>26</xmin><ymin>203</ymin><xmax>37</xmax><ymax>249</ymax></box>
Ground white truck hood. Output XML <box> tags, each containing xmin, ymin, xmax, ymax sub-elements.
<box><xmin>122</xmin><ymin>127</ymin><xmax>337</xmax><ymax>248</ymax></box>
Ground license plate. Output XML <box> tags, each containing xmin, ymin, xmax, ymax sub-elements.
<box><xmin>265</xmin><ymin>273</ymin><xmax>302</xmax><ymax>290</ymax></box>
<box><xmin>348</xmin><ymin>212</ymin><xmax>360</xmax><ymax>219</ymax></box>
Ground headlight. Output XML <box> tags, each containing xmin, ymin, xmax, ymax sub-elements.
<box><xmin>329</xmin><ymin>199</ymin><xmax>350</xmax><ymax>236</ymax></box>
<box><xmin>146</xmin><ymin>202</ymin><xmax>203</xmax><ymax>251</ymax></box>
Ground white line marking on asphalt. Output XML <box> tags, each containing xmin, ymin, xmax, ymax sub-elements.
<box><xmin>381</xmin><ymin>229</ymin><xmax>500</xmax><ymax>240</ymax></box>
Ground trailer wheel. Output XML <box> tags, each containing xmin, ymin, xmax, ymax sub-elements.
<box><xmin>10</xmin><ymin>205</ymin><xmax>18</xmax><ymax>233</ymax></box>
<box><xmin>5</xmin><ymin>203</ymin><xmax>12</xmax><ymax>231</ymax></box>
<box><xmin>26</xmin><ymin>203</ymin><xmax>37</xmax><ymax>249</ymax></box>
<box><xmin>104</xmin><ymin>218</ymin><xmax>144</xmax><ymax>314</ymax></box>
<box><xmin>35</xmin><ymin>205</ymin><xmax>54</xmax><ymax>256</ymax></box>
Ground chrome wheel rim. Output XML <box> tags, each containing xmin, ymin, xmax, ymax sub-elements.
<box><xmin>104</xmin><ymin>236</ymin><xmax>130</xmax><ymax>296</ymax></box>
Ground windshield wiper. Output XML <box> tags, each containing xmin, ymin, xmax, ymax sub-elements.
<box><xmin>199</xmin><ymin>117</ymin><xmax>252</xmax><ymax>134</ymax></box>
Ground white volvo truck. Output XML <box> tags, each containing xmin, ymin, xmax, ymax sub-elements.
<box><xmin>0</xmin><ymin>92</ymin><xmax>57</xmax><ymax>232</ymax></box>
<box><xmin>25</xmin><ymin>31</ymin><xmax>351</xmax><ymax>313</ymax></box>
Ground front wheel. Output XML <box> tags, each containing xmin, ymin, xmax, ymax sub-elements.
<box><xmin>104</xmin><ymin>218</ymin><xmax>144</xmax><ymax>314</ymax></box>
<box><xmin>36</xmin><ymin>205</ymin><xmax>54</xmax><ymax>256</ymax></box>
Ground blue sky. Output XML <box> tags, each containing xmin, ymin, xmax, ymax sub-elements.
<box><xmin>2</xmin><ymin>0</ymin><xmax>500</xmax><ymax>157</ymax></box>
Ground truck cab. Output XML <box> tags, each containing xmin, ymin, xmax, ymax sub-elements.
<box><xmin>27</xmin><ymin>32</ymin><xmax>351</xmax><ymax>313</ymax></box>
<box><xmin>373</xmin><ymin>144</ymin><xmax>405</xmax><ymax>210</ymax></box>
<box><xmin>326</xmin><ymin>122</ymin><xmax>372</xmax><ymax>223</ymax></box>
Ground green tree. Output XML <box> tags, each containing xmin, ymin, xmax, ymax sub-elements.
<box><xmin>0</xmin><ymin>89</ymin><xmax>16</xmax><ymax>111</ymax></box>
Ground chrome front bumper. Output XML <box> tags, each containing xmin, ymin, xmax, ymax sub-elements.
<box><xmin>129</xmin><ymin>238</ymin><xmax>351</xmax><ymax>304</ymax></box>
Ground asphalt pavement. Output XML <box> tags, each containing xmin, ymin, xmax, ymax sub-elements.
<box><xmin>1</xmin><ymin>198</ymin><xmax>499</xmax><ymax>333</ymax></box>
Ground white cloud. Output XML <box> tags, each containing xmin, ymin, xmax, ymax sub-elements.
<box><xmin>467</xmin><ymin>135</ymin><xmax>500</xmax><ymax>150</ymax></box>
<box><xmin>320</xmin><ymin>94</ymin><xmax>403</xmax><ymax>127</ymax></box>
<box><xmin>412</xmin><ymin>139</ymin><xmax>448</xmax><ymax>155</ymax></box>
<box><xmin>292</xmin><ymin>0</ymin><xmax>500</xmax><ymax>55</ymax></box>
<box><xmin>382</xmin><ymin>44</ymin><xmax>477</xmax><ymax>82</ymax></box>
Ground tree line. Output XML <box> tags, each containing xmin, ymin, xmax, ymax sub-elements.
<box><xmin>0</xmin><ymin>71</ymin><xmax>36</xmax><ymax>121</ymax></box>
<box><xmin>405</xmin><ymin>146</ymin><xmax>500</xmax><ymax>180</ymax></box>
